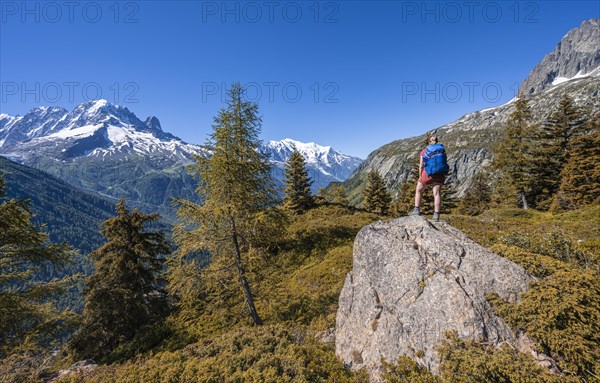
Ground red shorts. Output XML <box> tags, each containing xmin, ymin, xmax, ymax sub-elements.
<box><xmin>419</xmin><ymin>170</ymin><xmax>445</xmax><ymax>185</ymax></box>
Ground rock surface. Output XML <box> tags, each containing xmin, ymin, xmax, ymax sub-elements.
<box><xmin>519</xmin><ymin>18</ymin><xmax>600</xmax><ymax>96</ymax></box>
<box><xmin>335</xmin><ymin>216</ymin><xmax>531</xmax><ymax>381</ymax></box>
<box><xmin>46</xmin><ymin>360</ymin><xmax>97</xmax><ymax>383</ymax></box>
<box><xmin>341</xmin><ymin>19</ymin><xmax>600</xmax><ymax>201</ymax></box>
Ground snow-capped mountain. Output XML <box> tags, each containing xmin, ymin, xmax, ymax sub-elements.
<box><xmin>0</xmin><ymin>100</ymin><xmax>362</xmax><ymax>220</ymax></box>
<box><xmin>262</xmin><ymin>138</ymin><xmax>363</xmax><ymax>191</ymax></box>
<box><xmin>0</xmin><ymin>99</ymin><xmax>205</xmax><ymax>162</ymax></box>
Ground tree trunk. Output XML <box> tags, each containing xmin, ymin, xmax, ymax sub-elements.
<box><xmin>229</xmin><ymin>216</ymin><xmax>263</xmax><ymax>325</ymax></box>
<box><xmin>520</xmin><ymin>192</ymin><xmax>529</xmax><ymax>210</ymax></box>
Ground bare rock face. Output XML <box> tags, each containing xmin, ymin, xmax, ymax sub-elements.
<box><xmin>335</xmin><ymin>216</ymin><xmax>531</xmax><ymax>381</ymax></box>
<box><xmin>342</xmin><ymin>19</ymin><xmax>600</xmax><ymax>201</ymax></box>
<box><xmin>519</xmin><ymin>18</ymin><xmax>600</xmax><ymax>96</ymax></box>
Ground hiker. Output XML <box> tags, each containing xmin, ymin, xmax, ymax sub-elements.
<box><xmin>411</xmin><ymin>135</ymin><xmax>449</xmax><ymax>221</ymax></box>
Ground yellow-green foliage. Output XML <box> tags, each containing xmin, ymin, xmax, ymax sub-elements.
<box><xmin>164</xmin><ymin>205</ymin><xmax>378</xmax><ymax>344</ymax></box>
<box><xmin>0</xmin><ymin>348</ymin><xmax>51</xmax><ymax>383</ymax></box>
<box><xmin>488</xmin><ymin>246</ymin><xmax>600</xmax><ymax>379</ymax></box>
<box><xmin>283</xmin><ymin>205</ymin><xmax>377</xmax><ymax>256</ymax></box>
<box><xmin>53</xmin><ymin>204</ymin><xmax>599</xmax><ymax>382</ymax></box>
<box><xmin>262</xmin><ymin>205</ymin><xmax>378</xmax><ymax>330</ymax></box>
<box><xmin>382</xmin><ymin>355</ymin><xmax>441</xmax><ymax>383</ymax></box>
<box><xmin>437</xmin><ymin>331</ymin><xmax>579</xmax><ymax>383</ymax></box>
<box><xmin>111</xmin><ymin>204</ymin><xmax>380</xmax><ymax>382</ymax></box>
<box><xmin>447</xmin><ymin>205</ymin><xmax>600</xmax><ymax>270</ymax></box>
<box><xmin>55</xmin><ymin>324</ymin><xmax>368</xmax><ymax>383</ymax></box>
<box><xmin>269</xmin><ymin>244</ymin><xmax>353</xmax><ymax>327</ymax></box>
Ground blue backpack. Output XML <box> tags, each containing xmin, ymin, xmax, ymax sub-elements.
<box><xmin>423</xmin><ymin>143</ymin><xmax>449</xmax><ymax>176</ymax></box>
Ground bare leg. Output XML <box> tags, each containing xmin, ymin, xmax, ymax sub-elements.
<box><xmin>432</xmin><ymin>184</ymin><xmax>441</xmax><ymax>212</ymax></box>
<box><xmin>414</xmin><ymin>182</ymin><xmax>426</xmax><ymax>208</ymax></box>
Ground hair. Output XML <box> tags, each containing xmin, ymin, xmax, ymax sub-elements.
<box><xmin>423</xmin><ymin>134</ymin><xmax>439</xmax><ymax>147</ymax></box>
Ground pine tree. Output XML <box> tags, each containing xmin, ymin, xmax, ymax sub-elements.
<box><xmin>533</xmin><ymin>94</ymin><xmax>587</xmax><ymax>208</ymax></box>
<box><xmin>68</xmin><ymin>199</ymin><xmax>169</xmax><ymax>361</ymax></box>
<box><xmin>363</xmin><ymin>171</ymin><xmax>392</xmax><ymax>216</ymax></box>
<box><xmin>283</xmin><ymin>150</ymin><xmax>315</xmax><ymax>214</ymax></box>
<box><xmin>457</xmin><ymin>172</ymin><xmax>492</xmax><ymax>215</ymax></box>
<box><xmin>491</xmin><ymin>97</ymin><xmax>537</xmax><ymax>209</ymax></box>
<box><xmin>173</xmin><ymin>83</ymin><xmax>280</xmax><ymax>326</ymax></box>
<box><xmin>0</xmin><ymin>173</ymin><xmax>75</xmax><ymax>356</ymax></box>
<box><xmin>550</xmin><ymin>115</ymin><xmax>600</xmax><ymax>211</ymax></box>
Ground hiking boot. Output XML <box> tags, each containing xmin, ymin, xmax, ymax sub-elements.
<box><xmin>433</xmin><ymin>212</ymin><xmax>440</xmax><ymax>222</ymax></box>
<box><xmin>410</xmin><ymin>207</ymin><xmax>420</xmax><ymax>216</ymax></box>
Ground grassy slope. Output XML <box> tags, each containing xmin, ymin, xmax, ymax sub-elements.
<box><xmin>49</xmin><ymin>204</ymin><xmax>599</xmax><ymax>382</ymax></box>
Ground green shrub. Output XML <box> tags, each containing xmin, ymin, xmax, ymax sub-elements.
<box><xmin>488</xmin><ymin>268</ymin><xmax>600</xmax><ymax>379</ymax></box>
<box><xmin>55</xmin><ymin>325</ymin><xmax>368</xmax><ymax>383</ymax></box>
<box><xmin>382</xmin><ymin>355</ymin><xmax>441</xmax><ymax>383</ymax></box>
<box><xmin>437</xmin><ymin>331</ymin><xmax>579</xmax><ymax>383</ymax></box>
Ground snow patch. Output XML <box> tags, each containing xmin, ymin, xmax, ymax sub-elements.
<box><xmin>552</xmin><ymin>71</ymin><xmax>591</xmax><ymax>86</ymax></box>
<box><xmin>49</xmin><ymin>124</ymin><xmax>100</xmax><ymax>139</ymax></box>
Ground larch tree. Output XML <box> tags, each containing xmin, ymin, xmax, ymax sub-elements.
<box><xmin>0</xmin><ymin>173</ymin><xmax>75</xmax><ymax>357</ymax></box>
<box><xmin>68</xmin><ymin>199</ymin><xmax>169</xmax><ymax>361</ymax></box>
<box><xmin>283</xmin><ymin>150</ymin><xmax>315</xmax><ymax>214</ymax></box>
<box><xmin>172</xmin><ymin>83</ymin><xmax>280</xmax><ymax>327</ymax></box>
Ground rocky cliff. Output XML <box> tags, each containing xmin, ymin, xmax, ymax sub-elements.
<box><xmin>341</xmin><ymin>19</ymin><xmax>600</xmax><ymax>202</ymax></box>
<box><xmin>335</xmin><ymin>216</ymin><xmax>531</xmax><ymax>381</ymax></box>
<box><xmin>519</xmin><ymin>18</ymin><xmax>600</xmax><ymax>96</ymax></box>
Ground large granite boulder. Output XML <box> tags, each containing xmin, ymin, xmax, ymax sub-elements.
<box><xmin>335</xmin><ymin>216</ymin><xmax>531</xmax><ymax>381</ymax></box>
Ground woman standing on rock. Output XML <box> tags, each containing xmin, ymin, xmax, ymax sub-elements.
<box><xmin>411</xmin><ymin>135</ymin><xmax>449</xmax><ymax>221</ymax></box>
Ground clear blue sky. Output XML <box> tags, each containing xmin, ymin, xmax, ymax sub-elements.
<box><xmin>1</xmin><ymin>1</ymin><xmax>598</xmax><ymax>158</ymax></box>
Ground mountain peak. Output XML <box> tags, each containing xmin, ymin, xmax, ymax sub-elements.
<box><xmin>145</xmin><ymin>116</ymin><xmax>162</xmax><ymax>131</ymax></box>
<box><xmin>0</xmin><ymin>100</ymin><xmax>189</xmax><ymax>159</ymax></box>
<box><xmin>262</xmin><ymin>138</ymin><xmax>363</xmax><ymax>189</ymax></box>
<box><xmin>519</xmin><ymin>18</ymin><xmax>600</xmax><ymax>96</ymax></box>
<box><xmin>268</xmin><ymin>138</ymin><xmax>333</xmax><ymax>155</ymax></box>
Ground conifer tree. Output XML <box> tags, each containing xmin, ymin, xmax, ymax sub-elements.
<box><xmin>491</xmin><ymin>97</ymin><xmax>537</xmax><ymax>209</ymax></box>
<box><xmin>0</xmin><ymin>173</ymin><xmax>75</xmax><ymax>356</ymax></box>
<box><xmin>283</xmin><ymin>150</ymin><xmax>315</xmax><ymax>214</ymax></box>
<box><xmin>69</xmin><ymin>199</ymin><xmax>169</xmax><ymax>360</ymax></box>
<box><xmin>316</xmin><ymin>184</ymin><xmax>349</xmax><ymax>206</ymax></box>
<box><xmin>391</xmin><ymin>180</ymin><xmax>415</xmax><ymax>217</ymax></box>
<box><xmin>363</xmin><ymin>171</ymin><xmax>392</xmax><ymax>216</ymax></box>
<box><xmin>457</xmin><ymin>172</ymin><xmax>492</xmax><ymax>215</ymax></box>
<box><xmin>173</xmin><ymin>83</ymin><xmax>280</xmax><ymax>326</ymax></box>
<box><xmin>440</xmin><ymin>184</ymin><xmax>459</xmax><ymax>214</ymax></box>
<box><xmin>550</xmin><ymin>115</ymin><xmax>600</xmax><ymax>211</ymax></box>
<box><xmin>533</xmin><ymin>94</ymin><xmax>587</xmax><ymax>208</ymax></box>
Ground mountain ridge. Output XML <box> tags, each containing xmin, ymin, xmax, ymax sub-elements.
<box><xmin>0</xmin><ymin>101</ymin><xmax>362</xmax><ymax>220</ymax></box>
<box><xmin>341</xmin><ymin>18</ymin><xmax>600</xmax><ymax>203</ymax></box>
<box><xmin>519</xmin><ymin>18</ymin><xmax>599</xmax><ymax>96</ymax></box>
